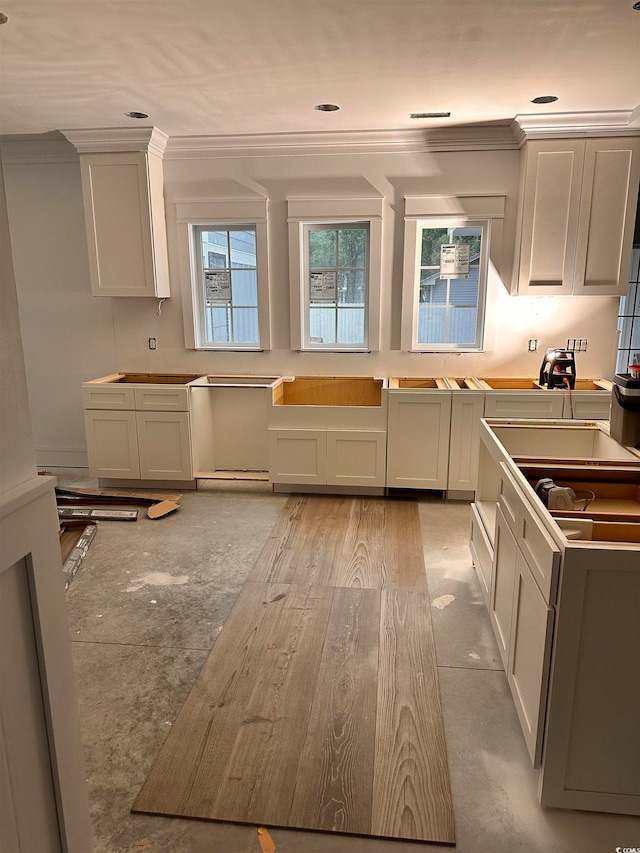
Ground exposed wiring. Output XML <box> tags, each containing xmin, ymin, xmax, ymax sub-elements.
<box><xmin>563</xmin><ymin>376</ymin><xmax>574</xmax><ymax>418</ymax></box>
<box><xmin>157</xmin><ymin>298</ymin><xmax>167</xmax><ymax>316</ymax></box>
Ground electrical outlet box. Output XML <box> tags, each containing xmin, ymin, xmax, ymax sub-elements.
<box><xmin>528</xmin><ymin>339</ymin><xmax>538</xmax><ymax>352</ymax></box>
<box><xmin>148</xmin><ymin>337</ymin><xmax>157</xmax><ymax>350</ymax></box>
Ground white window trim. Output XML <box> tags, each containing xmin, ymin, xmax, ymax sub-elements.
<box><xmin>287</xmin><ymin>197</ymin><xmax>383</xmax><ymax>352</ymax></box>
<box><xmin>176</xmin><ymin>198</ymin><xmax>271</xmax><ymax>351</ymax></box>
<box><xmin>401</xmin><ymin>195</ymin><xmax>505</xmax><ymax>352</ymax></box>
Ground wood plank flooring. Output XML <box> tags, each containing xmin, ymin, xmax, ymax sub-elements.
<box><xmin>133</xmin><ymin>495</ymin><xmax>455</xmax><ymax>844</ymax></box>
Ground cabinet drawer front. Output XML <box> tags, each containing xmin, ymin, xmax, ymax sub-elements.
<box><xmin>563</xmin><ymin>392</ymin><xmax>611</xmax><ymax>420</ymax></box>
<box><xmin>518</xmin><ymin>497</ymin><xmax>561</xmax><ymax>603</ymax></box>
<box><xmin>497</xmin><ymin>462</ymin><xmax>524</xmax><ymax>535</ymax></box>
<box><xmin>134</xmin><ymin>387</ymin><xmax>189</xmax><ymax>411</ymax></box>
<box><xmin>484</xmin><ymin>392</ymin><xmax>565</xmax><ymax>419</ymax></box>
<box><xmin>82</xmin><ymin>385</ymin><xmax>135</xmax><ymax>410</ymax></box>
<box><xmin>470</xmin><ymin>503</ymin><xmax>493</xmax><ymax>606</ymax></box>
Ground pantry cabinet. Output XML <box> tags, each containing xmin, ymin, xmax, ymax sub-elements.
<box><xmin>514</xmin><ymin>137</ymin><xmax>640</xmax><ymax>296</ymax></box>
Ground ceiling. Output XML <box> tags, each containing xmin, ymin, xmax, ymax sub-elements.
<box><xmin>0</xmin><ymin>0</ymin><xmax>639</xmax><ymax>141</ymax></box>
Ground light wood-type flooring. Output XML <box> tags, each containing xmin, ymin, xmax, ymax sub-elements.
<box><xmin>133</xmin><ymin>495</ymin><xmax>455</xmax><ymax>844</ymax></box>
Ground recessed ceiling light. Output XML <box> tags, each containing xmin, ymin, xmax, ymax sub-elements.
<box><xmin>531</xmin><ymin>95</ymin><xmax>558</xmax><ymax>105</ymax></box>
<box><xmin>314</xmin><ymin>104</ymin><xmax>340</xmax><ymax>112</ymax></box>
<box><xmin>633</xmin><ymin>2</ymin><xmax>640</xmax><ymax>9</ymax></box>
<box><xmin>410</xmin><ymin>112</ymin><xmax>451</xmax><ymax>119</ymax></box>
<box><xmin>125</xmin><ymin>111</ymin><xmax>149</xmax><ymax>119</ymax></box>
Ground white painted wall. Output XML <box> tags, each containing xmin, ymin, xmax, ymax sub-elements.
<box><xmin>3</xmin><ymin>160</ymin><xmax>118</xmax><ymax>466</ymax></box>
<box><xmin>2</xmin><ymin>143</ymin><xmax>621</xmax><ymax>465</ymax></box>
<box><xmin>0</xmin><ymin>159</ymin><xmax>36</xmax><ymax>490</ymax></box>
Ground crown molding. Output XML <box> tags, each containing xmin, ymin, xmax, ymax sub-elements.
<box><xmin>164</xmin><ymin>125</ymin><xmax>519</xmax><ymax>159</ymax></box>
<box><xmin>512</xmin><ymin>110</ymin><xmax>640</xmax><ymax>144</ymax></box>
<box><xmin>60</xmin><ymin>126</ymin><xmax>169</xmax><ymax>156</ymax></box>
<box><xmin>0</xmin><ymin>133</ymin><xmax>79</xmax><ymax>164</ymax></box>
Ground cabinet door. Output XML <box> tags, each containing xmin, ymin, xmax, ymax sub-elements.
<box><xmin>517</xmin><ymin>141</ymin><xmax>584</xmax><ymax>295</ymax></box>
<box><xmin>136</xmin><ymin>412</ymin><xmax>192</xmax><ymax>480</ymax></box>
<box><xmin>490</xmin><ymin>507</ymin><xmax>518</xmax><ymax>668</ymax></box>
<box><xmin>84</xmin><ymin>409</ymin><xmax>140</xmax><ymax>478</ymax></box>
<box><xmin>469</xmin><ymin>503</ymin><xmax>493</xmax><ymax>607</ymax></box>
<box><xmin>448</xmin><ymin>391</ymin><xmax>484</xmax><ymax>493</ymax></box>
<box><xmin>386</xmin><ymin>391</ymin><xmax>451</xmax><ymax>489</ymax></box>
<box><xmin>483</xmin><ymin>391</ymin><xmax>565</xmax><ymax>419</ymax></box>
<box><xmin>326</xmin><ymin>430</ymin><xmax>386</xmax><ymax>487</ymax></box>
<box><xmin>268</xmin><ymin>429</ymin><xmax>327</xmax><ymax>484</ymax></box>
<box><xmin>507</xmin><ymin>549</ymin><xmax>554</xmax><ymax>768</ymax></box>
<box><xmin>573</xmin><ymin>138</ymin><xmax>640</xmax><ymax>297</ymax></box>
<box><xmin>79</xmin><ymin>152</ymin><xmax>169</xmax><ymax>297</ymax></box>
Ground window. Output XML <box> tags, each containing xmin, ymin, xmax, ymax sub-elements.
<box><xmin>194</xmin><ymin>224</ymin><xmax>259</xmax><ymax>347</ymax></box>
<box><xmin>304</xmin><ymin>222</ymin><xmax>369</xmax><ymax>349</ymax></box>
<box><xmin>401</xmin><ymin>195</ymin><xmax>505</xmax><ymax>353</ymax></box>
<box><xmin>177</xmin><ymin>198</ymin><xmax>271</xmax><ymax>351</ymax></box>
<box><xmin>287</xmin><ymin>197</ymin><xmax>383</xmax><ymax>352</ymax></box>
<box><xmin>403</xmin><ymin>219</ymin><xmax>489</xmax><ymax>351</ymax></box>
<box><xmin>616</xmin><ymin>248</ymin><xmax>640</xmax><ymax>373</ymax></box>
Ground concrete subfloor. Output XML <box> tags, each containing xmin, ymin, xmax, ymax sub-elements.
<box><xmin>55</xmin><ymin>470</ymin><xmax>637</xmax><ymax>853</ymax></box>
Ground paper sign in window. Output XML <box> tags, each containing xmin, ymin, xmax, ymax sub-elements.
<box><xmin>440</xmin><ymin>244</ymin><xmax>470</xmax><ymax>279</ymax></box>
<box><xmin>205</xmin><ymin>270</ymin><xmax>232</xmax><ymax>301</ymax></box>
<box><xmin>310</xmin><ymin>271</ymin><xmax>337</xmax><ymax>302</ymax></box>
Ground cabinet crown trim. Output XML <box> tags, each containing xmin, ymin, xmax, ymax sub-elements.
<box><xmin>61</xmin><ymin>126</ymin><xmax>169</xmax><ymax>156</ymax></box>
<box><xmin>513</xmin><ymin>111</ymin><xmax>639</xmax><ymax>144</ymax></box>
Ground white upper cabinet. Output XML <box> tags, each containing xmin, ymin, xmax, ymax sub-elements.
<box><xmin>62</xmin><ymin>128</ymin><xmax>170</xmax><ymax>298</ymax></box>
<box><xmin>514</xmin><ymin>137</ymin><xmax>640</xmax><ymax>297</ymax></box>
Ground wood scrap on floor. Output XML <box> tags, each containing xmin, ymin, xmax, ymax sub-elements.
<box><xmin>59</xmin><ymin>520</ymin><xmax>97</xmax><ymax>588</ymax></box>
<box><xmin>55</xmin><ymin>487</ymin><xmax>181</xmax><ymax>519</ymax></box>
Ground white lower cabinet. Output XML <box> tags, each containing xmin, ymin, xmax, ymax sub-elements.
<box><xmin>473</xmin><ymin>418</ymin><xmax>640</xmax><ymax>815</ymax></box>
<box><xmin>386</xmin><ymin>390</ymin><xmax>451</xmax><ymax>489</ymax></box>
<box><xmin>268</xmin><ymin>428</ymin><xmax>386</xmax><ymax>487</ymax></box>
<box><xmin>83</xmin><ymin>382</ymin><xmax>193</xmax><ymax>482</ymax></box>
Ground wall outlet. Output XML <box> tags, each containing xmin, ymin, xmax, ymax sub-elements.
<box><xmin>148</xmin><ymin>337</ymin><xmax>157</xmax><ymax>350</ymax></box>
<box><xmin>566</xmin><ymin>338</ymin><xmax>588</xmax><ymax>352</ymax></box>
<box><xmin>528</xmin><ymin>339</ymin><xmax>538</xmax><ymax>352</ymax></box>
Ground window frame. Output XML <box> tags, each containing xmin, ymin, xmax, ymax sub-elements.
<box><xmin>176</xmin><ymin>199</ymin><xmax>271</xmax><ymax>351</ymax></box>
<box><xmin>616</xmin><ymin>247</ymin><xmax>640</xmax><ymax>373</ymax></box>
<box><xmin>288</xmin><ymin>197</ymin><xmax>383</xmax><ymax>352</ymax></box>
<box><xmin>403</xmin><ymin>217</ymin><xmax>490</xmax><ymax>352</ymax></box>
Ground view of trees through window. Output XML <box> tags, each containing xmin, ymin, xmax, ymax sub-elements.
<box><xmin>418</xmin><ymin>224</ymin><xmax>483</xmax><ymax>347</ymax></box>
